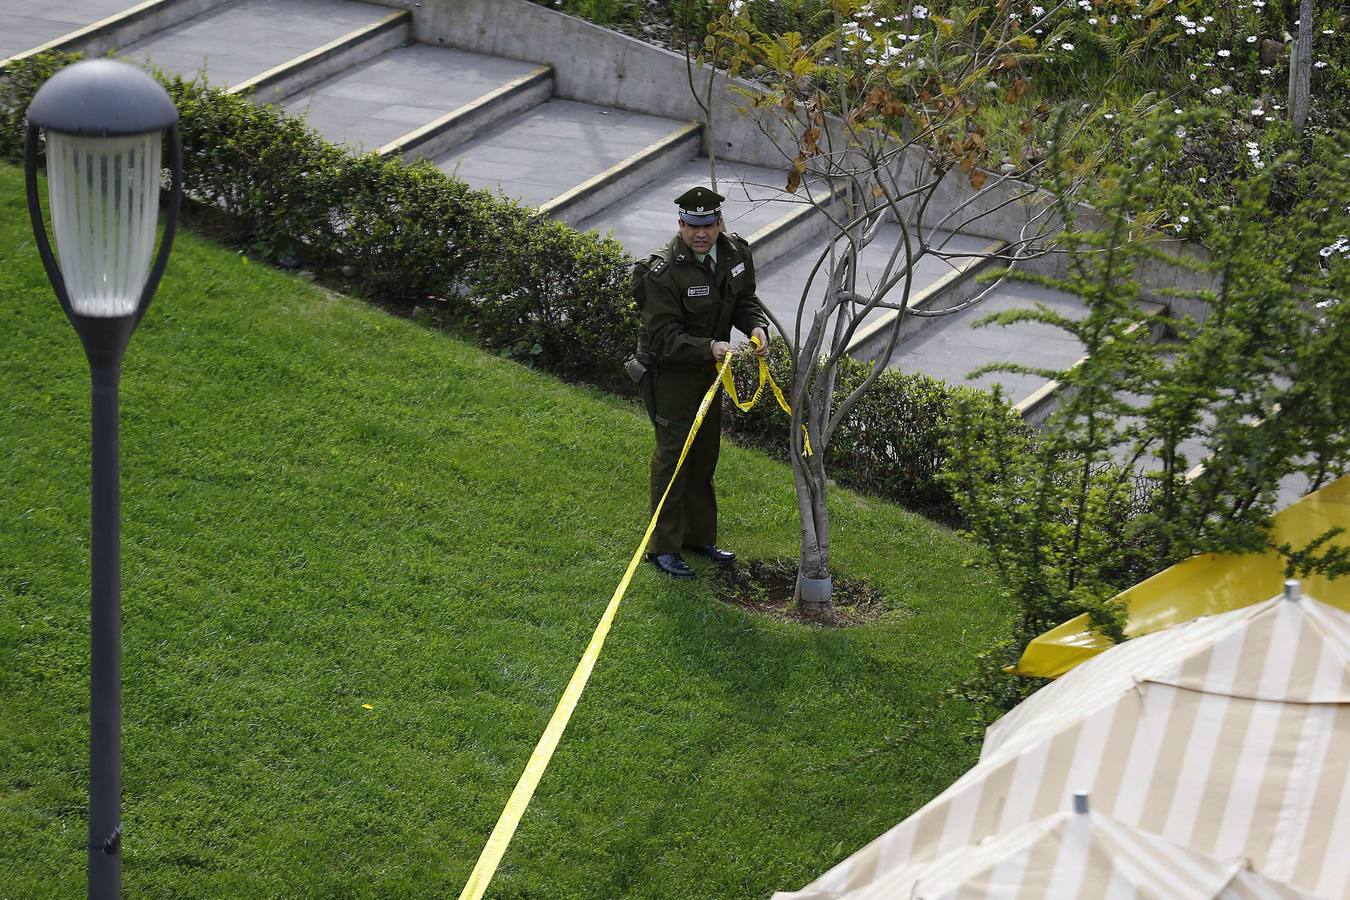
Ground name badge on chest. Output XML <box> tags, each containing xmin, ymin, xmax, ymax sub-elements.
<box><xmin>687</xmin><ymin>285</ymin><xmax>711</xmax><ymax>297</ymax></box>
<box><xmin>731</xmin><ymin>262</ymin><xmax>746</xmax><ymax>278</ymax></box>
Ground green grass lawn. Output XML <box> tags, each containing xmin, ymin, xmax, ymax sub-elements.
<box><xmin>0</xmin><ymin>161</ymin><xmax>1010</xmax><ymax>898</ymax></box>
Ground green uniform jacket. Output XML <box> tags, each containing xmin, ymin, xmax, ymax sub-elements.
<box><xmin>639</xmin><ymin>232</ymin><xmax>768</xmax><ymax>555</ymax></box>
<box><xmin>639</xmin><ymin>232</ymin><xmax>769</xmax><ymax>372</ymax></box>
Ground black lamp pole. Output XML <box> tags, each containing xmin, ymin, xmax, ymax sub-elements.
<box><xmin>24</xmin><ymin>59</ymin><xmax>181</xmax><ymax>899</ymax></box>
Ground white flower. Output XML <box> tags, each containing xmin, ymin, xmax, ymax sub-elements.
<box><xmin>913</xmin><ymin>5</ymin><xmax>929</xmax><ymax>19</ymax></box>
<box><xmin>1088</xmin><ymin>18</ymin><xmax>1097</xmax><ymax>25</ymax></box>
<box><xmin>1245</xmin><ymin>141</ymin><xmax>1259</xmax><ymax>149</ymax></box>
<box><xmin>1179</xmin><ymin>215</ymin><xmax>1190</xmax><ymax>224</ymax></box>
<box><xmin>1209</xmin><ymin>87</ymin><xmax>1223</xmax><ymax>95</ymax></box>
<box><xmin>728</xmin><ymin>0</ymin><xmax>745</xmax><ymax>13</ymax></box>
<box><xmin>1197</xmin><ymin>26</ymin><xmax>1206</xmax><ymax>33</ymax></box>
<box><xmin>1198</xmin><ymin>177</ymin><xmax>1207</xmax><ymax>183</ymax></box>
<box><xmin>1031</xmin><ymin>5</ymin><xmax>1045</xmax><ymax>15</ymax></box>
<box><xmin>1259</xmin><ymin>68</ymin><xmax>1272</xmax><ymax>75</ymax></box>
<box><xmin>1324</xmin><ymin>29</ymin><xmax>1336</xmax><ymax>36</ymax></box>
<box><xmin>1250</xmin><ymin>107</ymin><xmax>1264</xmax><ymax>116</ymax></box>
<box><xmin>1202</xmin><ymin>15</ymin><xmax>1214</xmax><ymax>23</ymax></box>
<box><xmin>1104</xmin><ymin>113</ymin><xmax>1115</xmax><ymax>119</ymax></box>
<box><xmin>1217</xmin><ymin>49</ymin><xmax>1230</xmax><ymax>58</ymax></box>
<box><xmin>1314</xmin><ymin>61</ymin><xmax>1328</xmax><ymax>69</ymax></box>
<box><xmin>1247</xmin><ymin>35</ymin><xmax>1257</xmax><ymax>43</ymax></box>
<box><xmin>1061</xmin><ymin>42</ymin><xmax>1075</xmax><ymax>50</ymax></box>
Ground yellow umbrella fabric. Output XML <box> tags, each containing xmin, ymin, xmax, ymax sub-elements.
<box><xmin>1013</xmin><ymin>475</ymin><xmax>1350</xmax><ymax>678</ymax></box>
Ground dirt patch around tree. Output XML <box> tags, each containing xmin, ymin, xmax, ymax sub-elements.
<box><xmin>713</xmin><ymin>558</ymin><xmax>893</xmax><ymax>627</ymax></box>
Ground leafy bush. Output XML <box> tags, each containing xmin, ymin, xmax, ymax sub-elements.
<box><xmin>0</xmin><ymin>50</ymin><xmax>81</xmax><ymax>161</ymax></box>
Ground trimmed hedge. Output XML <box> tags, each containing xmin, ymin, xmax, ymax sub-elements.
<box><xmin>2</xmin><ymin>52</ymin><xmax>1005</xmax><ymax>521</ymax></box>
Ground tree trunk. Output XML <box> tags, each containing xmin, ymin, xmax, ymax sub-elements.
<box><xmin>1290</xmin><ymin>0</ymin><xmax>1314</xmax><ymax>134</ymax></box>
<box><xmin>791</xmin><ymin>449</ymin><xmax>838</xmax><ymax>624</ymax></box>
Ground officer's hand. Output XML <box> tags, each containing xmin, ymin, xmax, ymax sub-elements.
<box><xmin>712</xmin><ymin>340</ymin><xmax>732</xmax><ymax>363</ymax></box>
<box><xmin>750</xmin><ymin>327</ymin><xmax>770</xmax><ymax>357</ymax></box>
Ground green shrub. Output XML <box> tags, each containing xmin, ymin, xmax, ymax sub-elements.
<box><xmin>0</xmin><ymin>50</ymin><xmax>81</xmax><ymax>161</ymax></box>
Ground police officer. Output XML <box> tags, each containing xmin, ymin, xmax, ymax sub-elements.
<box><xmin>638</xmin><ymin>186</ymin><xmax>770</xmax><ymax>579</ymax></box>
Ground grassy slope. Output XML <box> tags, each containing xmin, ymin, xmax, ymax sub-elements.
<box><xmin>0</xmin><ymin>162</ymin><xmax>1009</xmax><ymax>898</ymax></box>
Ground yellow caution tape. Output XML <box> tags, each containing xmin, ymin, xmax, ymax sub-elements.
<box><xmin>457</xmin><ymin>338</ymin><xmax>798</xmax><ymax>900</ymax></box>
<box><xmin>718</xmin><ymin>340</ymin><xmax>811</xmax><ymax>455</ymax></box>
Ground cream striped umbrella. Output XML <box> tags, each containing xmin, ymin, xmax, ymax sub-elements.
<box><xmin>785</xmin><ymin>794</ymin><xmax>1317</xmax><ymax>900</ymax></box>
<box><xmin>774</xmin><ymin>585</ymin><xmax>1350</xmax><ymax>899</ymax></box>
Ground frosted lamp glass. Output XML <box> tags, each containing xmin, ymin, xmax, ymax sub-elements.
<box><xmin>46</xmin><ymin>131</ymin><xmax>163</xmax><ymax>318</ymax></box>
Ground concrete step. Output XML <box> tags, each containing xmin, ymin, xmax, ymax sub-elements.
<box><xmin>755</xmin><ymin>225</ymin><xmax>997</xmax><ymax>347</ymax></box>
<box><xmin>431</xmin><ymin>99</ymin><xmax>696</xmax><ymax>212</ymax></box>
<box><xmin>576</xmin><ymin>158</ymin><xmax>840</xmax><ymax>271</ymax></box>
<box><xmin>1010</xmin><ymin>299</ymin><xmax>1167</xmax><ymax>427</ymax></box>
<box><xmin>0</xmin><ymin>0</ymin><xmax>193</xmax><ymax>66</ymax></box>
<box><xmin>539</xmin><ymin>121</ymin><xmax>701</xmax><ymax>225</ymax></box>
<box><xmin>115</xmin><ymin>0</ymin><xmax>399</xmax><ymax>101</ymax></box>
<box><xmin>278</xmin><ymin>44</ymin><xmax>550</xmax><ymax>158</ymax></box>
<box><xmin>888</xmin><ymin>281</ymin><xmax>1093</xmax><ymax>418</ymax></box>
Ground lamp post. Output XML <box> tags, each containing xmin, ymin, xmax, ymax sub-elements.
<box><xmin>23</xmin><ymin>58</ymin><xmax>182</xmax><ymax>899</ymax></box>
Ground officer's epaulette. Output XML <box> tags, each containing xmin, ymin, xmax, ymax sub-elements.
<box><xmin>729</xmin><ymin>232</ymin><xmax>750</xmax><ymax>249</ymax></box>
<box><xmin>648</xmin><ymin>253</ymin><xmax>668</xmax><ymax>277</ymax></box>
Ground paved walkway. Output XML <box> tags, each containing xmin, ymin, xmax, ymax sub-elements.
<box><xmin>0</xmin><ymin>0</ymin><xmax>136</xmax><ymax>60</ymax></box>
<box><xmin>891</xmin><ymin>280</ymin><xmax>1087</xmax><ymax>403</ymax></box>
<box><xmin>757</xmin><ymin>224</ymin><xmax>992</xmax><ymax>343</ymax></box>
<box><xmin>118</xmin><ymin>0</ymin><xmax>390</xmax><ymax>88</ymax></box>
<box><xmin>283</xmin><ymin>45</ymin><xmax>540</xmax><ymax>152</ymax></box>
<box><xmin>433</xmin><ymin>99</ymin><xmax>690</xmax><ymax>208</ymax></box>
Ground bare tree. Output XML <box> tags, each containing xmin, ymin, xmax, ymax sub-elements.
<box><xmin>704</xmin><ymin>1</ymin><xmax>1132</xmax><ymax>621</ymax></box>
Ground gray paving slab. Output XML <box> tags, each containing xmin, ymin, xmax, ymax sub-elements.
<box><xmin>433</xmin><ymin>99</ymin><xmax>690</xmax><ymax>208</ymax></box>
<box><xmin>889</xmin><ymin>280</ymin><xmax>1087</xmax><ymax>402</ymax></box>
<box><xmin>755</xmin><ymin>224</ymin><xmax>994</xmax><ymax>343</ymax></box>
<box><xmin>0</xmin><ymin>0</ymin><xmax>138</xmax><ymax>59</ymax></box>
<box><xmin>280</xmin><ymin>44</ymin><xmax>541</xmax><ymax>152</ymax></box>
<box><xmin>116</xmin><ymin>0</ymin><xmax>390</xmax><ymax>88</ymax></box>
<box><xmin>576</xmin><ymin>157</ymin><xmax>821</xmax><ymax>257</ymax></box>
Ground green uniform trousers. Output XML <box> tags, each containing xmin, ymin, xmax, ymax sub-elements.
<box><xmin>649</xmin><ymin>365</ymin><xmax>722</xmax><ymax>555</ymax></box>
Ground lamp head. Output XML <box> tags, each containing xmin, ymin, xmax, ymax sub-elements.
<box><xmin>27</xmin><ymin>58</ymin><xmax>178</xmax><ymax>137</ymax></box>
<box><xmin>24</xmin><ymin>59</ymin><xmax>181</xmax><ymax>346</ymax></box>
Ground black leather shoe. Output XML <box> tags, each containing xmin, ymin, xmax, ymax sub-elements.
<box><xmin>685</xmin><ymin>545</ymin><xmax>736</xmax><ymax>564</ymax></box>
<box><xmin>647</xmin><ymin>552</ymin><xmax>696</xmax><ymax>579</ymax></box>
